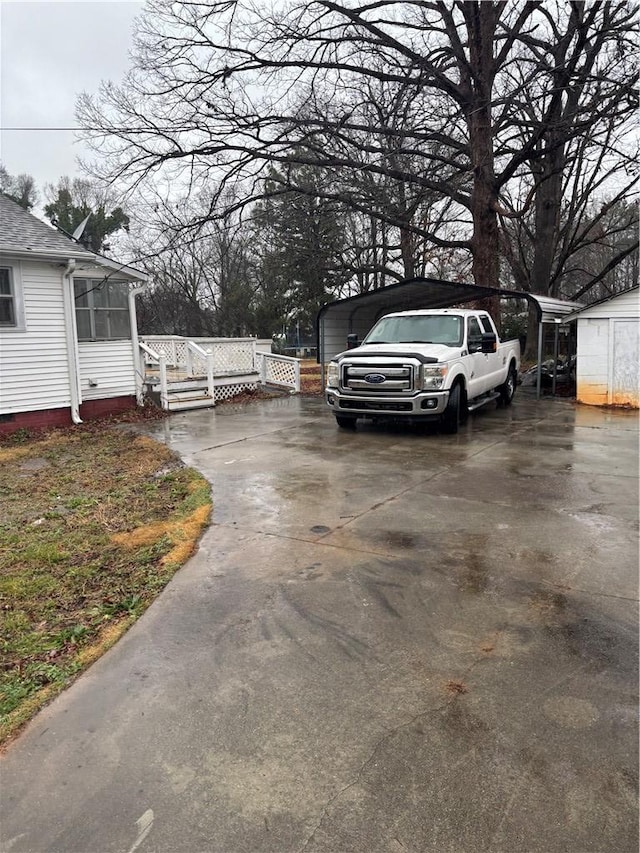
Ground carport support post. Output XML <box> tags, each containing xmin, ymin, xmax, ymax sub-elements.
<box><xmin>551</xmin><ymin>321</ymin><xmax>560</xmax><ymax>396</ymax></box>
<box><xmin>319</xmin><ymin>317</ymin><xmax>326</xmax><ymax>392</ymax></box>
<box><xmin>536</xmin><ymin>321</ymin><xmax>544</xmax><ymax>400</ymax></box>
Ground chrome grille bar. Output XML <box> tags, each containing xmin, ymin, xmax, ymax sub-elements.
<box><xmin>341</xmin><ymin>361</ymin><xmax>416</xmax><ymax>394</ymax></box>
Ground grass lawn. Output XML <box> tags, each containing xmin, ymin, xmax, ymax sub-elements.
<box><xmin>0</xmin><ymin>423</ymin><xmax>211</xmax><ymax>746</ymax></box>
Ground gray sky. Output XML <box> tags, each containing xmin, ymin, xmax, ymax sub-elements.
<box><xmin>1</xmin><ymin>0</ymin><xmax>142</xmax><ymax>203</ymax></box>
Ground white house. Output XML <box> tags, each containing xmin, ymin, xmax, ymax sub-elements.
<box><xmin>565</xmin><ymin>286</ymin><xmax>639</xmax><ymax>409</ymax></box>
<box><xmin>0</xmin><ymin>194</ymin><xmax>146</xmax><ymax>434</ymax></box>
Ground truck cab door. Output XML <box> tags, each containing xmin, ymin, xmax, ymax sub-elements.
<box><xmin>478</xmin><ymin>314</ymin><xmax>506</xmax><ymax>388</ymax></box>
<box><xmin>466</xmin><ymin>316</ymin><xmax>492</xmax><ymax>398</ymax></box>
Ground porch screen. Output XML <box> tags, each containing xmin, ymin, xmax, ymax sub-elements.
<box><xmin>74</xmin><ymin>279</ymin><xmax>131</xmax><ymax>340</ymax></box>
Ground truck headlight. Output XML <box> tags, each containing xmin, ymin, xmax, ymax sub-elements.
<box><xmin>422</xmin><ymin>365</ymin><xmax>447</xmax><ymax>389</ymax></box>
<box><xmin>327</xmin><ymin>361</ymin><xmax>340</xmax><ymax>388</ymax></box>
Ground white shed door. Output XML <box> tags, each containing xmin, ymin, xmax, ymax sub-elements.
<box><xmin>612</xmin><ymin>320</ymin><xmax>639</xmax><ymax>405</ymax></box>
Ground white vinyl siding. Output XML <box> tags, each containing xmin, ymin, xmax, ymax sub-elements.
<box><xmin>0</xmin><ymin>260</ymin><xmax>71</xmax><ymax>413</ymax></box>
<box><xmin>0</xmin><ymin>259</ymin><xmax>140</xmax><ymax>415</ymax></box>
<box><xmin>78</xmin><ymin>341</ymin><xmax>137</xmax><ymax>400</ymax></box>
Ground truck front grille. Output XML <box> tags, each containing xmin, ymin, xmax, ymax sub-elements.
<box><xmin>342</xmin><ymin>363</ymin><xmax>414</xmax><ymax>393</ymax></box>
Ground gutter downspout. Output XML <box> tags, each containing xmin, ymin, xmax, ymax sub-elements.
<box><xmin>62</xmin><ymin>259</ymin><xmax>83</xmax><ymax>424</ymax></box>
<box><xmin>129</xmin><ymin>283</ymin><xmax>148</xmax><ymax>406</ymax></box>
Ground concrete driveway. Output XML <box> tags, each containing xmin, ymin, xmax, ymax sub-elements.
<box><xmin>1</xmin><ymin>394</ymin><xmax>638</xmax><ymax>853</ymax></box>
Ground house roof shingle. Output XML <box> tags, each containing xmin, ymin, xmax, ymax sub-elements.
<box><xmin>0</xmin><ymin>194</ymin><xmax>95</xmax><ymax>259</ymax></box>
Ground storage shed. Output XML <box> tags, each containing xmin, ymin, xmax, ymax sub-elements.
<box><xmin>564</xmin><ymin>286</ymin><xmax>639</xmax><ymax>409</ymax></box>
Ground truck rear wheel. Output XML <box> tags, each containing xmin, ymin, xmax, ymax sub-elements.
<box><xmin>498</xmin><ymin>363</ymin><xmax>517</xmax><ymax>405</ymax></box>
<box><xmin>335</xmin><ymin>415</ymin><xmax>357</xmax><ymax>429</ymax></box>
<box><xmin>441</xmin><ymin>384</ymin><xmax>461</xmax><ymax>434</ymax></box>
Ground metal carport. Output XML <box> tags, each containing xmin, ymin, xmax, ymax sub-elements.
<box><xmin>317</xmin><ymin>277</ymin><xmax>583</xmax><ymax>398</ymax></box>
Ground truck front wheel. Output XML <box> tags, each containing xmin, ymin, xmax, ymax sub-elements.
<box><xmin>335</xmin><ymin>415</ymin><xmax>357</xmax><ymax>429</ymax></box>
<box><xmin>441</xmin><ymin>384</ymin><xmax>461</xmax><ymax>434</ymax></box>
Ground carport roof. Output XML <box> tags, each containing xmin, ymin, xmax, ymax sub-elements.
<box><xmin>318</xmin><ymin>277</ymin><xmax>583</xmax><ymax>329</ymax></box>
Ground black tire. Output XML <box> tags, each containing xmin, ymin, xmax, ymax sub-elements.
<box><xmin>335</xmin><ymin>414</ymin><xmax>357</xmax><ymax>429</ymax></box>
<box><xmin>459</xmin><ymin>385</ymin><xmax>469</xmax><ymax>423</ymax></box>
<box><xmin>441</xmin><ymin>383</ymin><xmax>461</xmax><ymax>434</ymax></box>
<box><xmin>498</xmin><ymin>363</ymin><xmax>517</xmax><ymax>406</ymax></box>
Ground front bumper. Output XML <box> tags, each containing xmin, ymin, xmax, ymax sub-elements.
<box><xmin>325</xmin><ymin>388</ymin><xmax>450</xmax><ymax>416</ymax></box>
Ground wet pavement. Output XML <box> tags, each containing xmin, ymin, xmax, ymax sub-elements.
<box><xmin>1</xmin><ymin>394</ymin><xmax>638</xmax><ymax>853</ymax></box>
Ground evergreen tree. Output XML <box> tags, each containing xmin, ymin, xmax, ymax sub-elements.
<box><xmin>44</xmin><ymin>178</ymin><xmax>129</xmax><ymax>254</ymax></box>
<box><xmin>253</xmin><ymin>165</ymin><xmax>347</xmax><ymax>339</ymax></box>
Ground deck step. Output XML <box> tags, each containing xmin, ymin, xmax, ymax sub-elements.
<box><xmin>144</xmin><ymin>370</ymin><xmax>264</xmax><ymax>412</ymax></box>
<box><xmin>167</xmin><ymin>395</ymin><xmax>215</xmax><ymax>411</ymax></box>
<box><xmin>166</xmin><ymin>380</ymin><xmax>209</xmax><ymax>393</ymax></box>
<box><xmin>168</xmin><ymin>388</ymin><xmax>215</xmax><ymax>401</ymax></box>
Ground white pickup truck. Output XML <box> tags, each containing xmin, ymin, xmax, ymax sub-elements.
<box><xmin>325</xmin><ymin>308</ymin><xmax>520</xmax><ymax>434</ymax></box>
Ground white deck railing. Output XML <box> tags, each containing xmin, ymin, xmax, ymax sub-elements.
<box><xmin>142</xmin><ymin>336</ymin><xmax>255</xmax><ymax>374</ymax></box>
<box><xmin>185</xmin><ymin>340</ymin><xmax>215</xmax><ymax>399</ymax></box>
<box><xmin>140</xmin><ymin>336</ymin><xmax>301</xmax><ymax>393</ymax></box>
<box><xmin>255</xmin><ymin>351</ymin><xmax>301</xmax><ymax>392</ymax></box>
<box><xmin>139</xmin><ymin>341</ymin><xmax>169</xmax><ymax>409</ymax></box>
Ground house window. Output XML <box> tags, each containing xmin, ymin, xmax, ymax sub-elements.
<box><xmin>74</xmin><ymin>279</ymin><xmax>131</xmax><ymax>340</ymax></box>
<box><xmin>0</xmin><ymin>267</ymin><xmax>17</xmax><ymax>326</ymax></box>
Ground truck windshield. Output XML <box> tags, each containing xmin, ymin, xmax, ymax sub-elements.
<box><xmin>364</xmin><ymin>315</ymin><xmax>463</xmax><ymax>347</ymax></box>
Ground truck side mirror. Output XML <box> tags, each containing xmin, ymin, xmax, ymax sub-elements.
<box><xmin>346</xmin><ymin>333</ymin><xmax>359</xmax><ymax>349</ymax></box>
<box><xmin>481</xmin><ymin>332</ymin><xmax>497</xmax><ymax>353</ymax></box>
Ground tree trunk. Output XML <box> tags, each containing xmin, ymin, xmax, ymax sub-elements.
<box><xmin>464</xmin><ymin>2</ymin><xmax>500</xmax><ymax>320</ymax></box>
<box><xmin>470</xmin><ymin>157</ymin><xmax>499</xmax><ymax>289</ymax></box>
<box><xmin>531</xmin><ymin>134</ymin><xmax>565</xmax><ymax>297</ymax></box>
<box><xmin>399</xmin><ymin>224</ymin><xmax>415</xmax><ymax>280</ymax></box>
<box><xmin>397</xmin><ymin>181</ymin><xmax>416</xmax><ymax>280</ymax></box>
<box><xmin>523</xmin><ymin>306</ymin><xmax>540</xmax><ymax>363</ymax></box>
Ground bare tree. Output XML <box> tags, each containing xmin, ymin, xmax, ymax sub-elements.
<box><xmin>565</xmin><ymin>198</ymin><xmax>639</xmax><ymax>301</ymax></box>
<box><xmin>497</xmin><ymin>3</ymin><xmax>639</xmax><ymax>301</ymax></box>
<box><xmin>78</xmin><ymin>0</ymin><xmax>638</xmax><ymax>297</ymax></box>
<box><xmin>130</xmin><ymin>191</ymin><xmax>258</xmax><ymax>336</ymax></box>
<box><xmin>0</xmin><ymin>163</ymin><xmax>38</xmax><ymax>210</ymax></box>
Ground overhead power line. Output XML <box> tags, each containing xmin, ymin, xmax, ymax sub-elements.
<box><xmin>2</xmin><ymin>127</ymin><xmax>81</xmax><ymax>131</ymax></box>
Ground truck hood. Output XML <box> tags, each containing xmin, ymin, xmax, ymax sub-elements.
<box><xmin>336</xmin><ymin>342</ymin><xmax>461</xmax><ymax>363</ymax></box>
